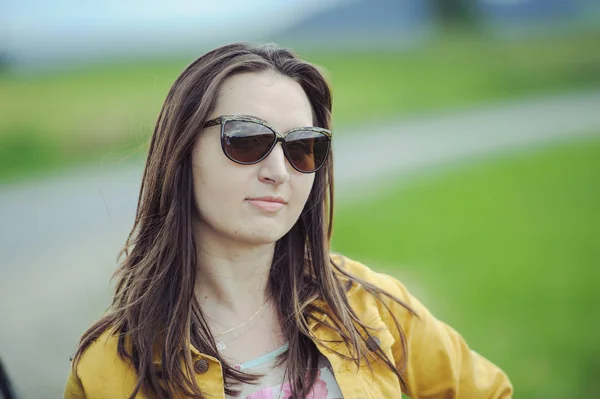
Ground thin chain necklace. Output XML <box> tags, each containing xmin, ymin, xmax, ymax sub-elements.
<box><xmin>214</xmin><ymin>301</ymin><xmax>267</xmax><ymax>352</ymax></box>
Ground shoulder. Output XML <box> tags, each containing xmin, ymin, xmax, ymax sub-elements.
<box><xmin>65</xmin><ymin>327</ymin><xmax>138</xmax><ymax>398</ymax></box>
<box><xmin>76</xmin><ymin>327</ymin><xmax>127</xmax><ymax>374</ymax></box>
<box><xmin>329</xmin><ymin>253</ymin><xmax>417</xmax><ymax>325</ymax></box>
<box><xmin>328</xmin><ymin>254</ymin><xmax>418</xmax><ymax>365</ymax></box>
<box><xmin>330</xmin><ymin>253</ymin><xmax>412</xmax><ymax>301</ymax></box>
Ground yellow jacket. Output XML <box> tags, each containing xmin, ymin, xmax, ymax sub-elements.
<box><xmin>64</xmin><ymin>255</ymin><xmax>513</xmax><ymax>398</ymax></box>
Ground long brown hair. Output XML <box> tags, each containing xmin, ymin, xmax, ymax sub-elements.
<box><xmin>71</xmin><ymin>42</ymin><xmax>414</xmax><ymax>398</ymax></box>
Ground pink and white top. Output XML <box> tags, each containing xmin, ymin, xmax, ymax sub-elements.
<box><xmin>226</xmin><ymin>343</ymin><xmax>344</xmax><ymax>399</ymax></box>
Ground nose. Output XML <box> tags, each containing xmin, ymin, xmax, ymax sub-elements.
<box><xmin>258</xmin><ymin>143</ymin><xmax>290</xmax><ymax>185</ymax></box>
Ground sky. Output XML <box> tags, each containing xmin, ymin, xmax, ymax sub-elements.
<box><xmin>1</xmin><ymin>0</ymin><xmax>352</xmax><ymax>66</ymax></box>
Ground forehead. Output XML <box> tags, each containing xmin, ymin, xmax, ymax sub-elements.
<box><xmin>211</xmin><ymin>71</ymin><xmax>314</xmax><ymax>130</ymax></box>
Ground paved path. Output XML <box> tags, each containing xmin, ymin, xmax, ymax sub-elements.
<box><xmin>1</xmin><ymin>90</ymin><xmax>600</xmax><ymax>398</ymax></box>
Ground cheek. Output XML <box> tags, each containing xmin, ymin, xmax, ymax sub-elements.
<box><xmin>193</xmin><ymin>166</ymin><xmax>247</xmax><ymax>215</ymax></box>
<box><xmin>290</xmin><ymin>173</ymin><xmax>316</xmax><ymax>211</ymax></box>
<box><xmin>191</xmin><ymin>139</ymin><xmax>245</xmax><ymax>217</ymax></box>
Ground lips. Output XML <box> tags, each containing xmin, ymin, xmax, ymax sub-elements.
<box><xmin>246</xmin><ymin>196</ymin><xmax>286</xmax><ymax>212</ymax></box>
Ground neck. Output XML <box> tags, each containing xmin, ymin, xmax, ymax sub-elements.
<box><xmin>193</xmin><ymin>229</ymin><xmax>274</xmax><ymax>311</ymax></box>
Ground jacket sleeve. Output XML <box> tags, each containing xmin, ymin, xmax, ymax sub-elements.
<box><xmin>63</xmin><ymin>365</ymin><xmax>86</xmax><ymax>399</ymax></box>
<box><xmin>380</xmin><ymin>274</ymin><xmax>513</xmax><ymax>398</ymax></box>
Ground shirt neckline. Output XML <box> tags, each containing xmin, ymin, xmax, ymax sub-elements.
<box><xmin>236</xmin><ymin>342</ymin><xmax>289</xmax><ymax>370</ymax></box>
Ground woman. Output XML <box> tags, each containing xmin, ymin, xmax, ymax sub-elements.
<box><xmin>64</xmin><ymin>42</ymin><xmax>512</xmax><ymax>399</ymax></box>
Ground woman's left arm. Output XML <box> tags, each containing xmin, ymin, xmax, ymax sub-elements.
<box><xmin>380</xmin><ymin>274</ymin><xmax>513</xmax><ymax>398</ymax></box>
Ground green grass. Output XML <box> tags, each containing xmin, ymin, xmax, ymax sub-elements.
<box><xmin>1</xmin><ymin>29</ymin><xmax>600</xmax><ymax>182</ymax></box>
<box><xmin>313</xmin><ymin>29</ymin><xmax>600</xmax><ymax>125</ymax></box>
<box><xmin>332</xmin><ymin>136</ymin><xmax>600</xmax><ymax>398</ymax></box>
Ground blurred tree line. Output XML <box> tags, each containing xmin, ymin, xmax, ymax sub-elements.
<box><xmin>432</xmin><ymin>0</ymin><xmax>479</xmax><ymax>28</ymax></box>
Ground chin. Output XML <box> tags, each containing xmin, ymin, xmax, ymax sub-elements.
<box><xmin>246</xmin><ymin>233</ymin><xmax>286</xmax><ymax>246</ymax></box>
<box><xmin>240</xmin><ymin>226</ymin><xmax>289</xmax><ymax>246</ymax></box>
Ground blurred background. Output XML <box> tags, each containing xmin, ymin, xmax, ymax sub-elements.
<box><xmin>1</xmin><ymin>0</ymin><xmax>599</xmax><ymax>397</ymax></box>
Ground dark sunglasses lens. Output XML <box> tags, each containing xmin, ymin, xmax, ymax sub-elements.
<box><xmin>284</xmin><ymin>130</ymin><xmax>330</xmax><ymax>172</ymax></box>
<box><xmin>222</xmin><ymin>121</ymin><xmax>275</xmax><ymax>163</ymax></box>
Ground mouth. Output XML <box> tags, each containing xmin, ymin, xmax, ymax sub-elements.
<box><xmin>246</xmin><ymin>196</ymin><xmax>287</xmax><ymax>212</ymax></box>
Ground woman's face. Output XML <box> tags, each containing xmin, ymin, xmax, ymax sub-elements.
<box><xmin>191</xmin><ymin>71</ymin><xmax>316</xmax><ymax>246</ymax></box>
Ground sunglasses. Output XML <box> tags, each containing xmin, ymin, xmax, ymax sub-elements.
<box><xmin>203</xmin><ymin>115</ymin><xmax>332</xmax><ymax>173</ymax></box>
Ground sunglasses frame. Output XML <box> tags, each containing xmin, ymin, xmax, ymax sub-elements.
<box><xmin>203</xmin><ymin>115</ymin><xmax>332</xmax><ymax>173</ymax></box>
